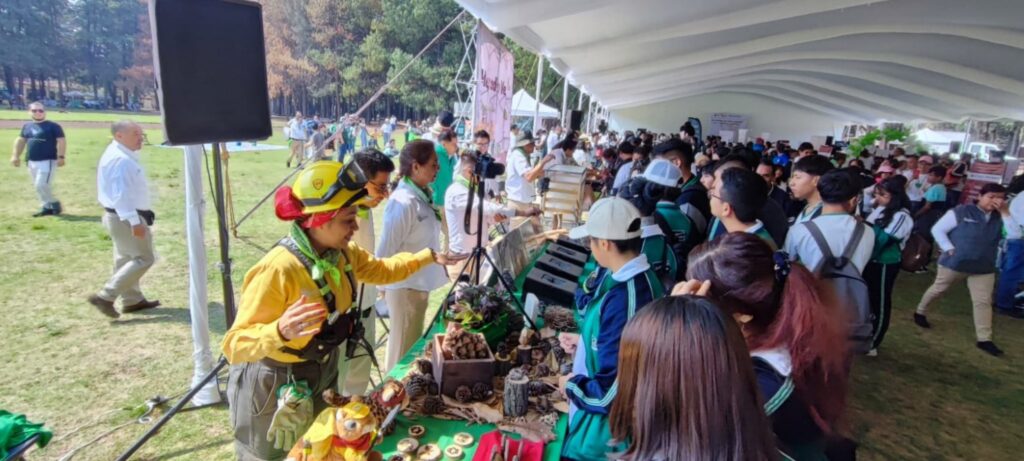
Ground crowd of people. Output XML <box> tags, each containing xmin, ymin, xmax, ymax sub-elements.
<box><xmin>12</xmin><ymin>100</ymin><xmax>1023</xmax><ymax>460</ymax></box>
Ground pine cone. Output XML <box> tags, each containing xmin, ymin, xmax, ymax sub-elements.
<box><xmin>471</xmin><ymin>382</ymin><xmax>492</xmax><ymax>401</ymax></box>
<box><xmin>560</xmin><ymin>362</ymin><xmax>573</xmax><ymax>376</ymax></box>
<box><xmin>535</xmin><ymin>363</ymin><xmax>552</xmax><ymax>377</ymax></box>
<box><xmin>427</xmin><ymin>381</ymin><xmax>439</xmax><ymax>396</ymax></box>
<box><xmin>551</xmin><ymin>346</ymin><xmax>566</xmax><ymax>363</ymax></box>
<box><xmin>415</xmin><ymin>358</ymin><xmax>433</xmax><ymax>376</ymax></box>
<box><xmin>455</xmin><ymin>385</ymin><xmax>473</xmax><ymax>403</ymax></box>
<box><xmin>422</xmin><ymin>395</ymin><xmax>444</xmax><ymax>415</ymax></box>
<box><xmin>528</xmin><ymin>380</ymin><xmax>552</xmax><ymax>396</ymax></box>
<box><xmin>405</xmin><ymin>378</ymin><xmax>426</xmax><ymax>399</ymax></box>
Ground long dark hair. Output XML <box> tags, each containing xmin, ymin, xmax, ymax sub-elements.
<box><xmin>610</xmin><ymin>296</ymin><xmax>778</xmax><ymax>461</ymax></box>
<box><xmin>874</xmin><ymin>176</ymin><xmax>911</xmax><ymax>228</ymax></box>
<box><xmin>687</xmin><ymin>233</ymin><xmax>849</xmax><ymax>434</ymax></box>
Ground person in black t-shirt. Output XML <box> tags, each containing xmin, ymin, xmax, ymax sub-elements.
<box><xmin>11</xmin><ymin>102</ymin><xmax>66</xmax><ymax>216</ymax></box>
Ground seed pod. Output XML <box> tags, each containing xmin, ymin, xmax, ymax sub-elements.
<box><xmin>415</xmin><ymin>358</ymin><xmax>433</xmax><ymax>376</ymax></box>
<box><xmin>455</xmin><ymin>385</ymin><xmax>473</xmax><ymax>403</ymax></box>
<box><xmin>422</xmin><ymin>395</ymin><xmax>444</xmax><ymax>415</ymax></box>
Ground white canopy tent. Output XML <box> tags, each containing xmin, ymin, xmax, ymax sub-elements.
<box><xmin>456</xmin><ymin>0</ymin><xmax>1024</xmax><ymax>140</ymax></box>
<box><xmin>511</xmin><ymin>89</ymin><xmax>561</xmax><ymax>119</ymax></box>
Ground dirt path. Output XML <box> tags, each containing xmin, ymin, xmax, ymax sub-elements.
<box><xmin>0</xmin><ymin>119</ymin><xmax>164</xmax><ymax>130</ymax></box>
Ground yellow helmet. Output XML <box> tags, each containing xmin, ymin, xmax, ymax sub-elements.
<box><xmin>292</xmin><ymin>161</ymin><xmax>369</xmax><ymax>214</ymax></box>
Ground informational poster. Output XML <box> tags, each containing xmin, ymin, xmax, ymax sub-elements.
<box><xmin>962</xmin><ymin>161</ymin><xmax>1007</xmax><ymax>204</ymax></box>
<box><xmin>709</xmin><ymin>113</ymin><xmax>747</xmax><ymax>137</ymax></box>
<box><xmin>474</xmin><ymin>23</ymin><xmax>515</xmax><ymax>163</ymax></box>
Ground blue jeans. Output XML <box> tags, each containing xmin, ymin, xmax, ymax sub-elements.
<box><xmin>995</xmin><ymin>239</ymin><xmax>1024</xmax><ymax>310</ymax></box>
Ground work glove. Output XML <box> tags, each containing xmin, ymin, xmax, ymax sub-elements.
<box><xmin>266</xmin><ymin>380</ymin><xmax>314</xmax><ymax>451</ymax></box>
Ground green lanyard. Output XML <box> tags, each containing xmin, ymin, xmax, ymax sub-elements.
<box><xmin>455</xmin><ymin>175</ymin><xmax>472</xmax><ymax>189</ymax></box>
<box><xmin>403</xmin><ymin>176</ymin><xmax>441</xmax><ymax>221</ymax></box>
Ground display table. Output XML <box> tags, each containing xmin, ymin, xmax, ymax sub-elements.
<box><xmin>376</xmin><ymin>238</ymin><xmax>568</xmax><ymax>460</ymax></box>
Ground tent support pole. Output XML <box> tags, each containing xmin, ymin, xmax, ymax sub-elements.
<box><xmin>533</xmin><ymin>53</ymin><xmax>544</xmax><ymax>132</ymax></box>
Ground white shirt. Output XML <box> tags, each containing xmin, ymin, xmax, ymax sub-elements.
<box><xmin>931</xmin><ymin>207</ymin><xmax>1020</xmax><ymax>251</ymax></box>
<box><xmin>547</xmin><ymin>131</ymin><xmax>561</xmax><ymax>152</ymax></box>
<box><xmin>287</xmin><ymin>118</ymin><xmax>306</xmax><ymax>140</ymax></box>
<box><xmin>572</xmin><ymin>148</ymin><xmax>592</xmax><ymax>168</ymax></box>
<box><xmin>376</xmin><ymin>180</ymin><xmax>447</xmax><ymax>291</ymax></box>
<box><xmin>444</xmin><ymin>178</ymin><xmax>515</xmax><ymax>254</ymax></box>
<box><xmin>353</xmin><ymin>209</ymin><xmax>378</xmax><ymax>309</ymax></box>
<box><xmin>612</xmin><ymin>161</ymin><xmax>634</xmax><ymax>192</ymax></box>
<box><xmin>784</xmin><ymin>213</ymin><xmax>876</xmax><ymax>274</ymax></box>
<box><xmin>505</xmin><ymin>148</ymin><xmax>535</xmax><ymax>204</ymax></box>
<box><xmin>906</xmin><ymin>173</ymin><xmax>928</xmax><ymax>202</ymax></box>
<box><xmin>1009</xmin><ymin>194</ymin><xmax>1024</xmax><ymax>239</ymax></box>
<box><xmin>97</xmin><ymin>141</ymin><xmax>152</xmax><ymax>226</ymax></box>
<box><xmin>866</xmin><ymin>207</ymin><xmax>914</xmax><ymax>250</ymax></box>
<box><xmin>543</xmin><ymin>148</ymin><xmax>567</xmax><ymax>172</ymax></box>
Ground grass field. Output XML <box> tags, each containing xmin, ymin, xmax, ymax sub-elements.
<box><xmin>0</xmin><ymin>112</ymin><xmax>1022</xmax><ymax>460</ymax></box>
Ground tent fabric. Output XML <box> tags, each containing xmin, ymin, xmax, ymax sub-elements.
<box><xmin>457</xmin><ymin>0</ymin><xmax>1024</xmax><ymax>124</ymax></box>
<box><xmin>511</xmin><ymin>89</ymin><xmax>561</xmax><ymax>118</ymax></box>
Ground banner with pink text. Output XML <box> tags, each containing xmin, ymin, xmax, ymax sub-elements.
<box><xmin>474</xmin><ymin>23</ymin><xmax>515</xmax><ymax>163</ymax></box>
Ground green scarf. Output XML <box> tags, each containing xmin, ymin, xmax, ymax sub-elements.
<box><xmin>290</xmin><ymin>222</ymin><xmax>342</xmax><ymax>287</ymax></box>
<box><xmin>403</xmin><ymin>176</ymin><xmax>442</xmax><ymax>221</ymax></box>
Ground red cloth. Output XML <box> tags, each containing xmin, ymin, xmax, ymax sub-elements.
<box><xmin>471</xmin><ymin>430</ymin><xmax>544</xmax><ymax>461</ymax></box>
<box><xmin>274</xmin><ymin>185</ymin><xmax>339</xmax><ymax>229</ymax></box>
<box><xmin>332</xmin><ymin>433</ymin><xmax>373</xmax><ymax>451</ymax></box>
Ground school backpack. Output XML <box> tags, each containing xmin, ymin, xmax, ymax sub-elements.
<box><xmin>804</xmin><ymin>221</ymin><xmax>873</xmax><ymax>354</ymax></box>
<box><xmin>900</xmin><ymin>232</ymin><xmax>932</xmax><ymax>272</ymax></box>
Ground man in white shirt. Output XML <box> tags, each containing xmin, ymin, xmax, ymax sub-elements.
<box><xmin>88</xmin><ymin>121</ymin><xmax>159</xmax><ymax>318</ymax></box>
<box><xmin>785</xmin><ymin>169</ymin><xmax>875</xmax><ymax>274</ymax></box>
<box><xmin>505</xmin><ymin>131</ymin><xmax>553</xmax><ymax>210</ymax></box>
<box><xmin>338</xmin><ymin>149</ymin><xmax>395</xmax><ymax>396</ymax></box>
<box><xmin>547</xmin><ymin>126</ymin><xmax>563</xmax><ymax>153</ymax></box>
<box><xmin>915</xmin><ymin>183</ymin><xmax>1014</xmax><ymax>356</ymax></box>
<box><xmin>445</xmin><ymin>153</ymin><xmax>540</xmax><ymax>282</ymax></box>
<box><xmin>286</xmin><ymin>112</ymin><xmax>307</xmax><ymax>168</ymax></box>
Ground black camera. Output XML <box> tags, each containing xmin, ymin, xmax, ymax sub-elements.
<box><xmin>474</xmin><ymin>152</ymin><xmax>505</xmax><ymax>179</ymax></box>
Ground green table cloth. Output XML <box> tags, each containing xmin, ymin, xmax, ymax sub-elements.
<box><xmin>376</xmin><ymin>242</ymin><xmax>567</xmax><ymax>460</ymax></box>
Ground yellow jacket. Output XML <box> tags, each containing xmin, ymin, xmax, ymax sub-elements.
<box><xmin>222</xmin><ymin>243</ymin><xmax>434</xmax><ymax>364</ymax></box>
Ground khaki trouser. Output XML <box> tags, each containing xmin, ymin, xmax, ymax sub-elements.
<box><xmin>916</xmin><ymin>265</ymin><xmax>995</xmax><ymax>341</ymax></box>
<box><xmin>229</xmin><ymin>353</ymin><xmax>339</xmax><ymax>461</ymax></box>
<box><xmin>383</xmin><ymin>288</ymin><xmax>430</xmax><ymax>371</ymax></box>
<box><xmin>98</xmin><ymin>212</ymin><xmax>155</xmax><ymax>306</ymax></box>
<box><xmin>288</xmin><ymin>139</ymin><xmax>303</xmax><ymax>164</ymax></box>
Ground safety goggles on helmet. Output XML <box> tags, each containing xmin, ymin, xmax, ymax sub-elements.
<box><xmin>293</xmin><ymin>161</ymin><xmax>370</xmax><ymax>215</ymax></box>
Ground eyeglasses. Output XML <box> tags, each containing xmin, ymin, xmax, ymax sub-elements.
<box><xmin>367</xmin><ymin>180</ymin><xmax>390</xmax><ymax>194</ymax></box>
<box><xmin>30</xmin><ymin>109</ymin><xmax>44</xmax><ymax>113</ymax></box>
<box><xmin>707</xmin><ymin>190</ymin><xmax>723</xmax><ymax>201</ymax></box>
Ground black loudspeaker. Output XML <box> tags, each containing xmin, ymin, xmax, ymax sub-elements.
<box><xmin>547</xmin><ymin>243</ymin><xmax>588</xmax><ymax>267</ymax></box>
<box><xmin>556</xmin><ymin>235</ymin><xmax>588</xmax><ymax>254</ymax></box>
<box><xmin>150</xmin><ymin>0</ymin><xmax>272</xmax><ymax>145</ymax></box>
<box><xmin>569</xmin><ymin>110</ymin><xmax>583</xmax><ymax>131</ymax></box>
<box><xmin>535</xmin><ymin>254</ymin><xmax>584</xmax><ymax>281</ymax></box>
<box><xmin>523</xmin><ymin>267</ymin><xmax>577</xmax><ymax>306</ymax></box>
<box><xmin>825</xmin><ymin>136</ymin><xmax>834</xmax><ymax>146</ymax></box>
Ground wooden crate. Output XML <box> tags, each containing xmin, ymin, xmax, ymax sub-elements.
<box><xmin>431</xmin><ymin>334</ymin><xmax>496</xmax><ymax>398</ymax></box>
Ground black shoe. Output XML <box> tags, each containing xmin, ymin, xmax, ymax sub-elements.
<box><xmin>49</xmin><ymin>201</ymin><xmax>62</xmax><ymax>215</ymax></box>
<box><xmin>122</xmin><ymin>299</ymin><xmax>161</xmax><ymax>314</ymax></box>
<box><xmin>88</xmin><ymin>294</ymin><xmax>120</xmax><ymax>318</ymax></box>
<box><xmin>286</xmin><ymin>160</ymin><xmax>292</xmax><ymax>168</ymax></box>
<box><xmin>977</xmin><ymin>341</ymin><xmax>1004</xmax><ymax>357</ymax></box>
<box><xmin>996</xmin><ymin>307</ymin><xmax>1024</xmax><ymax>319</ymax></box>
<box><xmin>913</xmin><ymin>313</ymin><xmax>931</xmax><ymax>329</ymax></box>
<box><xmin>32</xmin><ymin>208</ymin><xmax>55</xmax><ymax>217</ymax></box>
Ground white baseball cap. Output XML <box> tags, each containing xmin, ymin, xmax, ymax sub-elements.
<box><xmin>642</xmin><ymin>158</ymin><xmax>682</xmax><ymax>188</ymax></box>
<box><xmin>569</xmin><ymin>197</ymin><xmax>643</xmax><ymax>240</ymax></box>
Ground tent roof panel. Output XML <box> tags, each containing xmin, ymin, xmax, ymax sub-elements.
<box><xmin>458</xmin><ymin>0</ymin><xmax>1024</xmax><ymax>123</ymax></box>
